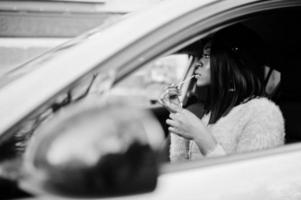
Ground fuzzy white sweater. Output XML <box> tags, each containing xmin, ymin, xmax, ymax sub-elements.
<box><xmin>170</xmin><ymin>97</ymin><xmax>285</xmax><ymax>162</ymax></box>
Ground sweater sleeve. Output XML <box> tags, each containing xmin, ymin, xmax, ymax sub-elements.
<box><xmin>169</xmin><ymin>133</ymin><xmax>189</xmax><ymax>162</ymax></box>
<box><xmin>236</xmin><ymin>100</ymin><xmax>285</xmax><ymax>153</ymax></box>
<box><xmin>205</xmin><ymin>143</ymin><xmax>226</xmax><ymax>157</ymax></box>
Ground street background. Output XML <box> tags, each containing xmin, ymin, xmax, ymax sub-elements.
<box><xmin>0</xmin><ymin>0</ymin><xmax>163</xmax><ymax>74</ymax></box>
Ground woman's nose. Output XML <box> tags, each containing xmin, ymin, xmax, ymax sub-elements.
<box><xmin>195</xmin><ymin>62</ymin><xmax>203</xmax><ymax>72</ymax></box>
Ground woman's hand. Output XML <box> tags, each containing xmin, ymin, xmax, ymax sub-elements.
<box><xmin>166</xmin><ymin>109</ymin><xmax>203</xmax><ymax>140</ymax></box>
<box><xmin>159</xmin><ymin>85</ymin><xmax>182</xmax><ymax>113</ymax></box>
<box><xmin>166</xmin><ymin>109</ymin><xmax>217</xmax><ymax>154</ymax></box>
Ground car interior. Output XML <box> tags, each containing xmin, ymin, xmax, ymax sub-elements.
<box><xmin>173</xmin><ymin>7</ymin><xmax>301</xmax><ymax>145</ymax></box>
<box><xmin>240</xmin><ymin>7</ymin><xmax>301</xmax><ymax>144</ymax></box>
<box><xmin>148</xmin><ymin>6</ymin><xmax>301</xmax><ymax>167</ymax></box>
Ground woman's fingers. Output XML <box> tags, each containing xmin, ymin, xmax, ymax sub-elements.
<box><xmin>166</xmin><ymin>119</ymin><xmax>178</xmax><ymax>127</ymax></box>
<box><xmin>166</xmin><ymin>118</ymin><xmax>183</xmax><ymax>134</ymax></box>
<box><xmin>168</xmin><ymin>126</ymin><xmax>182</xmax><ymax>135</ymax></box>
<box><xmin>169</xmin><ymin>112</ymin><xmax>182</xmax><ymax>120</ymax></box>
<box><xmin>169</xmin><ymin>113</ymin><xmax>176</xmax><ymax>119</ymax></box>
<box><xmin>168</xmin><ymin>111</ymin><xmax>186</xmax><ymax>128</ymax></box>
<box><xmin>167</xmin><ymin>118</ymin><xmax>184</xmax><ymax>135</ymax></box>
<box><xmin>167</xmin><ymin>111</ymin><xmax>196</xmax><ymax>140</ymax></box>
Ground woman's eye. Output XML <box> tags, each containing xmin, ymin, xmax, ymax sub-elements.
<box><xmin>202</xmin><ymin>54</ymin><xmax>210</xmax><ymax>59</ymax></box>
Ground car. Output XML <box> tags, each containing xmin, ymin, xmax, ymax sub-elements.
<box><xmin>1</xmin><ymin>0</ymin><xmax>301</xmax><ymax>199</ymax></box>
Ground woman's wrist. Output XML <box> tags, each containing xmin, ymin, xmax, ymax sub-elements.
<box><xmin>193</xmin><ymin>131</ymin><xmax>217</xmax><ymax>155</ymax></box>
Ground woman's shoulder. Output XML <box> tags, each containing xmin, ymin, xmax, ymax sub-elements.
<box><xmin>243</xmin><ymin>97</ymin><xmax>283</xmax><ymax>118</ymax></box>
<box><xmin>245</xmin><ymin>97</ymin><xmax>278</xmax><ymax>108</ymax></box>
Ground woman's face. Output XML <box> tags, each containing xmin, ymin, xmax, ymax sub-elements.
<box><xmin>194</xmin><ymin>42</ymin><xmax>211</xmax><ymax>86</ymax></box>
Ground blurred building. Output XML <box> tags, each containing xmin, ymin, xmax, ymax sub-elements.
<box><xmin>0</xmin><ymin>0</ymin><xmax>163</xmax><ymax>74</ymax></box>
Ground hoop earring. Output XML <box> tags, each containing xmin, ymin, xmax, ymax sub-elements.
<box><xmin>228</xmin><ymin>81</ymin><xmax>236</xmax><ymax>92</ymax></box>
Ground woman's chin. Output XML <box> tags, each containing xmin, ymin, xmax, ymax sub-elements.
<box><xmin>196</xmin><ymin>80</ymin><xmax>209</xmax><ymax>87</ymax></box>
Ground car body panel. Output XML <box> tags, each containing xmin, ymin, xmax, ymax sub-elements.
<box><xmin>144</xmin><ymin>145</ymin><xmax>301</xmax><ymax>200</ymax></box>
<box><xmin>21</xmin><ymin>144</ymin><xmax>301</xmax><ymax>199</ymax></box>
<box><xmin>151</xmin><ymin>144</ymin><xmax>301</xmax><ymax>200</ymax></box>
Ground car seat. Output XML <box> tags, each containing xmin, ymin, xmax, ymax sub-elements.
<box><xmin>274</xmin><ymin>50</ymin><xmax>301</xmax><ymax>144</ymax></box>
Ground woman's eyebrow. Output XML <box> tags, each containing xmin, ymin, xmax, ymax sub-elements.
<box><xmin>203</xmin><ymin>47</ymin><xmax>211</xmax><ymax>52</ymax></box>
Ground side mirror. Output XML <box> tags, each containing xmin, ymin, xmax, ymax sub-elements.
<box><xmin>20</xmin><ymin>100</ymin><xmax>165</xmax><ymax>197</ymax></box>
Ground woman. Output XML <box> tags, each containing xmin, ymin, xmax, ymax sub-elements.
<box><xmin>167</xmin><ymin>24</ymin><xmax>285</xmax><ymax>162</ymax></box>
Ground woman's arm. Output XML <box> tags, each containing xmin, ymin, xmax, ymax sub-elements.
<box><xmin>167</xmin><ymin>109</ymin><xmax>220</xmax><ymax>156</ymax></box>
<box><xmin>169</xmin><ymin>134</ymin><xmax>189</xmax><ymax>162</ymax></box>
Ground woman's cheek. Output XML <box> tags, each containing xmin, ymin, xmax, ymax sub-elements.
<box><xmin>196</xmin><ymin>76</ymin><xmax>210</xmax><ymax>86</ymax></box>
